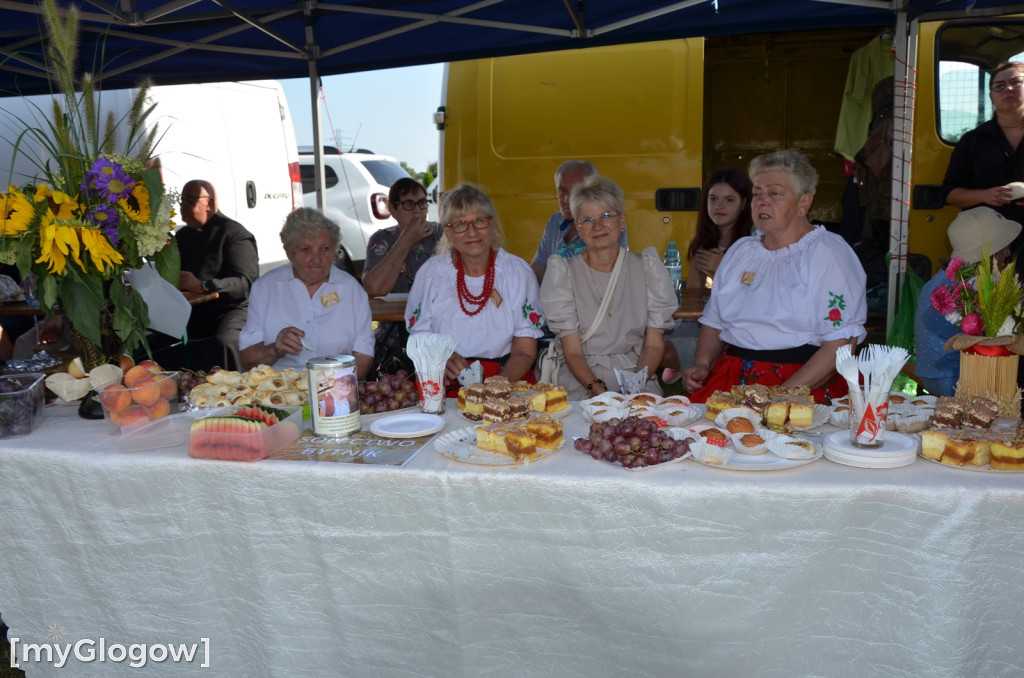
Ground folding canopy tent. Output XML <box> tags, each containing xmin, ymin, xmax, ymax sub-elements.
<box><xmin>0</xmin><ymin>0</ymin><xmax>1020</xmax><ymax>327</ymax></box>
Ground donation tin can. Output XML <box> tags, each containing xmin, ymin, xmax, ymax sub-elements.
<box><xmin>307</xmin><ymin>355</ymin><xmax>361</xmax><ymax>437</ymax></box>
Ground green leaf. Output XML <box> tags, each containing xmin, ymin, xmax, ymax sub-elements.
<box><xmin>59</xmin><ymin>269</ymin><xmax>104</xmax><ymax>345</ymax></box>
<box><xmin>152</xmin><ymin>238</ymin><xmax>180</xmax><ymax>285</ymax></box>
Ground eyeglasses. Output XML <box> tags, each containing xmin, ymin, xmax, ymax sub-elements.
<box><xmin>575</xmin><ymin>211</ymin><xmax>620</xmax><ymax>229</ymax></box>
<box><xmin>179</xmin><ymin>195</ymin><xmax>210</xmax><ymax>206</ymax></box>
<box><xmin>446</xmin><ymin>216</ymin><xmax>491</xmax><ymax>233</ymax></box>
<box><xmin>990</xmin><ymin>76</ymin><xmax>1024</xmax><ymax>92</ymax></box>
<box><xmin>395</xmin><ymin>198</ymin><xmax>429</xmax><ymax>210</ymax></box>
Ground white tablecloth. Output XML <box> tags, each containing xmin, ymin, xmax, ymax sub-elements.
<box><xmin>2</xmin><ymin>403</ymin><xmax>1023</xmax><ymax>677</ymax></box>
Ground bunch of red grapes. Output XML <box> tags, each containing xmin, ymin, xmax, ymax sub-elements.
<box><xmin>575</xmin><ymin>416</ymin><xmax>691</xmax><ymax>469</ymax></box>
<box><xmin>358</xmin><ymin>370</ymin><xmax>419</xmax><ymax>415</ymax></box>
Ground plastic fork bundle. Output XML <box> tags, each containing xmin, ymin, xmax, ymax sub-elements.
<box><xmin>836</xmin><ymin>344</ymin><xmax>910</xmax><ymax>446</ymax></box>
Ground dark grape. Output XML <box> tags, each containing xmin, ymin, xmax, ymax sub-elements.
<box><xmin>580</xmin><ymin>415</ymin><xmax>686</xmax><ymax>469</ymax></box>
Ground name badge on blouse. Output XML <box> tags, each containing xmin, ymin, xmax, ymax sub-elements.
<box><xmin>320</xmin><ymin>291</ymin><xmax>340</xmax><ymax>307</ymax></box>
<box><xmin>741</xmin><ymin>271</ymin><xmax>756</xmax><ymax>285</ymax></box>
<box><xmin>491</xmin><ymin>289</ymin><xmax>503</xmax><ymax>308</ymax></box>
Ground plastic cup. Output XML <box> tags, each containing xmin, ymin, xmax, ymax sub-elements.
<box><xmin>849</xmin><ymin>390</ymin><xmax>889</xmax><ymax>448</ymax></box>
<box><xmin>414</xmin><ymin>369</ymin><xmax>446</xmax><ymax>414</ymax></box>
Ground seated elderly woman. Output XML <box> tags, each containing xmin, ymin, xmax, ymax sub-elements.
<box><xmin>541</xmin><ymin>176</ymin><xmax>677</xmax><ymax>399</ymax></box>
<box><xmin>361</xmin><ymin>177</ymin><xmax>443</xmax><ymax>374</ymax></box>
<box><xmin>682</xmin><ymin>150</ymin><xmax>867</xmax><ymax>403</ymax></box>
<box><xmin>405</xmin><ymin>183</ymin><xmax>544</xmax><ymax>395</ymax></box>
<box><xmin>239</xmin><ymin>208</ymin><xmax>374</xmax><ymax>377</ymax></box>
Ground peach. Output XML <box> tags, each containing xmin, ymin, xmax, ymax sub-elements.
<box><xmin>112</xmin><ymin>404</ymin><xmax>148</xmax><ymax>428</ymax></box>
<box><xmin>138</xmin><ymin>359</ymin><xmax>163</xmax><ymax>375</ymax></box>
<box><xmin>124</xmin><ymin>365</ymin><xmax>153</xmax><ymax>388</ymax></box>
<box><xmin>119</xmin><ymin>354</ymin><xmax>136</xmax><ymax>373</ymax></box>
<box><xmin>130</xmin><ymin>377</ymin><xmax>163</xmax><ymax>407</ymax></box>
<box><xmin>100</xmin><ymin>383</ymin><xmax>132</xmax><ymax>414</ymax></box>
<box><xmin>146</xmin><ymin>398</ymin><xmax>170</xmax><ymax>420</ymax></box>
<box><xmin>158</xmin><ymin>373</ymin><xmax>178</xmax><ymax>400</ymax></box>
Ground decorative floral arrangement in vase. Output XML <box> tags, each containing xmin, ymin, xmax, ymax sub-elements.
<box><xmin>0</xmin><ymin>0</ymin><xmax>180</xmax><ymax>371</ymax></box>
<box><xmin>929</xmin><ymin>252</ymin><xmax>1024</xmax><ymax>415</ymax></box>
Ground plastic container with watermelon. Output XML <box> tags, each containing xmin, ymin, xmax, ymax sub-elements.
<box><xmin>189</xmin><ymin>404</ymin><xmax>303</xmax><ymax>461</ymax></box>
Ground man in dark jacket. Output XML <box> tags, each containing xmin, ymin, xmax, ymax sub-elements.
<box><xmin>175</xmin><ymin>179</ymin><xmax>259</xmax><ymax>370</ymax></box>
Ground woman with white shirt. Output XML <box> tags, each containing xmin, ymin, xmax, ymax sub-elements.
<box><xmin>682</xmin><ymin>150</ymin><xmax>867</xmax><ymax>403</ymax></box>
<box><xmin>238</xmin><ymin>208</ymin><xmax>374</xmax><ymax>377</ymax></box>
<box><xmin>405</xmin><ymin>183</ymin><xmax>544</xmax><ymax>395</ymax></box>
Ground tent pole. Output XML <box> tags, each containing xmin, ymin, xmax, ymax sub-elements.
<box><xmin>887</xmin><ymin>9</ymin><xmax>917</xmax><ymax>341</ymax></box>
<box><xmin>304</xmin><ymin>13</ymin><xmax>326</xmax><ymax>211</ymax></box>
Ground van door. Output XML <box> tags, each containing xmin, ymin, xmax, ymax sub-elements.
<box><xmin>149</xmin><ymin>81</ymin><xmax>300</xmax><ymax>272</ymax></box>
<box><xmin>443</xmin><ymin>39</ymin><xmax>704</xmax><ymax>261</ymax></box>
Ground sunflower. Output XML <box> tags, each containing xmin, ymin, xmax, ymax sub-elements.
<box><xmin>79</xmin><ymin>227</ymin><xmax>124</xmax><ymax>273</ymax></box>
<box><xmin>1</xmin><ymin>186</ymin><xmax>36</xmax><ymax>235</ymax></box>
<box><xmin>119</xmin><ymin>181</ymin><xmax>151</xmax><ymax>223</ymax></box>
<box><xmin>35</xmin><ymin>218</ymin><xmax>83</xmax><ymax>275</ymax></box>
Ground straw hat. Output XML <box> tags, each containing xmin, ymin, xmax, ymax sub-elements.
<box><xmin>948</xmin><ymin>207</ymin><xmax>1021</xmax><ymax>263</ymax></box>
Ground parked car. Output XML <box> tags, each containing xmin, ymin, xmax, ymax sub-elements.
<box><xmin>299</xmin><ymin>146</ymin><xmax>411</xmax><ymax>273</ymax></box>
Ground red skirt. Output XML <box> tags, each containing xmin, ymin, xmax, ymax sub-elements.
<box><xmin>689</xmin><ymin>353</ymin><xmax>848</xmax><ymax>404</ymax></box>
<box><xmin>443</xmin><ymin>360</ymin><xmax>536</xmax><ymax>397</ymax></box>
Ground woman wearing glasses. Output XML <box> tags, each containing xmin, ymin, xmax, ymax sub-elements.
<box><xmin>405</xmin><ymin>183</ymin><xmax>544</xmax><ymax>393</ymax></box>
<box><xmin>362</xmin><ymin>178</ymin><xmax>443</xmax><ymax>374</ymax></box>
<box><xmin>540</xmin><ymin>176</ymin><xmax>677</xmax><ymax>399</ymax></box>
<box><xmin>942</xmin><ymin>61</ymin><xmax>1024</xmax><ymax>255</ymax></box>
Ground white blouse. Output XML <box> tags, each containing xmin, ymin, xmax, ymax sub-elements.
<box><xmin>238</xmin><ymin>264</ymin><xmax>375</xmax><ymax>370</ymax></box>
<box><xmin>700</xmin><ymin>226</ymin><xmax>867</xmax><ymax>350</ymax></box>
<box><xmin>405</xmin><ymin>249</ymin><xmax>545</xmax><ymax>359</ymax></box>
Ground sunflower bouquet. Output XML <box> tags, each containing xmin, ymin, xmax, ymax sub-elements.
<box><xmin>929</xmin><ymin>253</ymin><xmax>1022</xmax><ymax>338</ymax></box>
<box><xmin>0</xmin><ymin>0</ymin><xmax>179</xmax><ymax>363</ymax></box>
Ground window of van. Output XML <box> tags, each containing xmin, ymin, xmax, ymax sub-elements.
<box><xmin>935</xmin><ymin>21</ymin><xmax>1024</xmax><ymax>145</ymax></box>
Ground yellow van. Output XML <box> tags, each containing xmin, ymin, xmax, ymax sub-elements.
<box><xmin>440</xmin><ymin>15</ymin><xmax>1024</xmax><ymax>285</ymax></box>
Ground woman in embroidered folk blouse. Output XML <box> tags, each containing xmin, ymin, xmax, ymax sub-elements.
<box><xmin>405</xmin><ymin>184</ymin><xmax>544</xmax><ymax>395</ymax></box>
<box><xmin>682</xmin><ymin>150</ymin><xmax>867</xmax><ymax>403</ymax></box>
<box><xmin>541</xmin><ymin>176</ymin><xmax>677</xmax><ymax>399</ymax></box>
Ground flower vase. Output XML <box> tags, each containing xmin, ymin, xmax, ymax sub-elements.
<box><xmin>945</xmin><ymin>334</ymin><xmax>1024</xmax><ymax>418</ymax></box>
<box><xmin>69</xmin><ymin>306</ymin><xmax>123</xmax><ymax>420</ymax></box>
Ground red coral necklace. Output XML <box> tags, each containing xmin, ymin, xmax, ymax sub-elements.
<box><xmin>455</xmin><ymin>248</ymin><xmax>496</xmax><ymax>316</ymax></box>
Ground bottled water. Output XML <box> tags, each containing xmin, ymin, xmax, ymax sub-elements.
<box><xmin>663</xmin><ymin>241</ymin><xmax>683</xmax><ymax>300</ymax></box>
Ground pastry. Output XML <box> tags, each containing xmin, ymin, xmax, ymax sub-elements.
<box><xmin>739</xmin><ymin>433</ymin><xmax>765</xmax><ymax>448</ymax></box>
<box><xmin>526</xmin><ymin>415</ymin><xmax>563</xmax><ymax>450</ymax></box>
<box><xmin>700</xmin><ymin>428</ymin><xmax>728</xmax><ymax>446</ymax></box>
<box><xmin>726</xmin><ymin>416</ymin><xmax>756</xmax><ymax>434</ymax></box>
<box><xmin>932</xmin><ymin>396</ymin><xmax>964</xmax><ymax>428</ymax></box>
<box><xmin>788</xmin><ymin>395</ymin><xmax>814</xmax><ymax>428</ymax></box>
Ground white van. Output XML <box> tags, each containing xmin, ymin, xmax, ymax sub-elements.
<box><xmin>0</xmin><ymin>80</ymin><xmax>303</xmax><ymax>272</ymax></box>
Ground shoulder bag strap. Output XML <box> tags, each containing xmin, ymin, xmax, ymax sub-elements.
<box><xmin>581</xmin><ymin>247</ymin><xmax>625</xmax><ymax>343</ymax></box>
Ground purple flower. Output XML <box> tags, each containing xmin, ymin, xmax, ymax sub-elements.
<box><xmin>85</xmin><ymin>158</ymin><xmax>134</xmax><ymax>203</ymax></box>
<box><xmin>930</xmin><ymin>285</ymin><xmax>956</xmax><ymax>315</ymax></box>
<box><xmin>946</xmin><ymin>257</ymin><xmax>966</xmax><ymax>281</ymax></box>
<box><xmin>961</xmin><ymin>313</ymin><xmax>984</xmax><ymax>336</ymax></box>
<box><xmin>86</xmin><ymin>204</ymin><xmax>121</xmax><ymax>246</ymax></box>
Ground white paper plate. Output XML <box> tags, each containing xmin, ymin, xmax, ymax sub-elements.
<box><xmin>369</xmin><ymin>413</ymin><xmax>446</xmax><ymax>438</ymax></box>
<box><xmin>823</xmin><ymin>431</ymin><xmax>917</xmax><ymax>468</ymax></box>
<box><xmin>692</xmin><ymin>443</ymin><xmax>822</xmax><ymax>471</ymax></box>
<box><xmin>434</xmin><ymin>427</ymin><xmax>562</xmax><ymax>465</ymax></box>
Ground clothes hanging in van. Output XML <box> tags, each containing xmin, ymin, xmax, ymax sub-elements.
<box><xmin>834</xmin><ymin>34</ymin><xmax>895</xmax><ymax>162</ymax></box>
